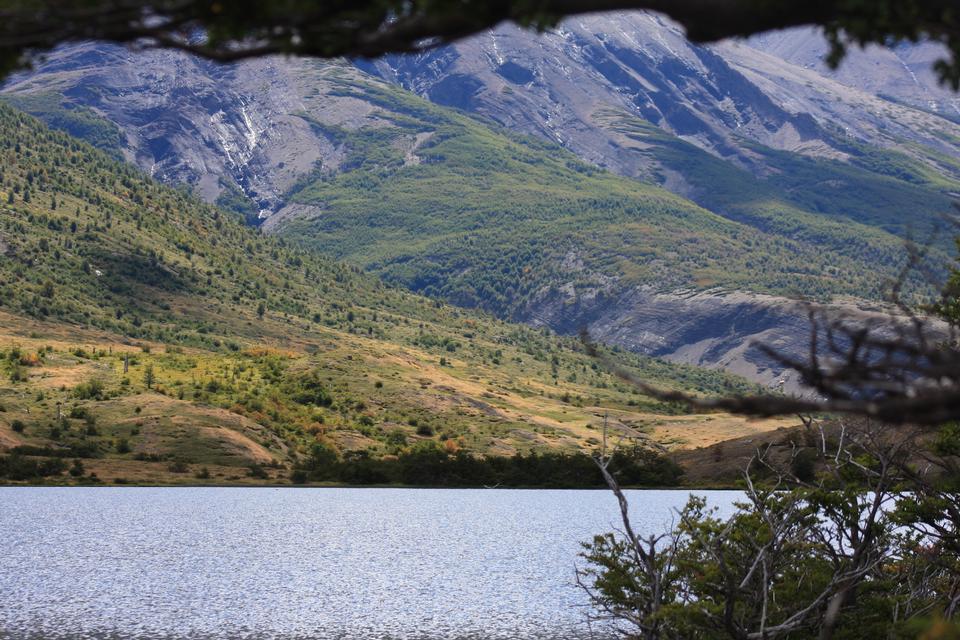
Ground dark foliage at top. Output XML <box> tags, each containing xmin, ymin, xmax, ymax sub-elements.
<box><xmin>0</xmin><ymin>1</ymin><xmax>959</xmax><ymax>88</ymax></box>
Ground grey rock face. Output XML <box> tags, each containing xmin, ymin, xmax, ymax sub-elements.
<box><xmin>522</xmin><ymin>283</ymin><xmax>926</xmax><ymax>395</ymax></box>
<box><xmin>2</xmin><ymin>46</ymin><xmax>385</xmax><ymax>215</ymax></box>
<box><xmin>522</xmin><ymin>283</ymin><xmax>808</xmax><ymax>391</ymax></box>
<box><xmin>741</xmin><ymin>28</ymin><xmax>960</xmax><ymax>122</ymax></box>
<box><xmin>362</xmin><ymin>14</ymin><xmax>960</xmax><ymax>180</ymax></box>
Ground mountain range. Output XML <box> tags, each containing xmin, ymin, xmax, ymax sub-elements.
<box><xmin>3</xmin><ymin>12</ymin><xmax>958</xmax><ymax>390</ymax></box>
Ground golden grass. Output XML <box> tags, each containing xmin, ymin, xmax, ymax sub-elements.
<box><xmin>0</xmin><ymin>311</ymin><xmax>792</xmax><ymax>485</ymax></box>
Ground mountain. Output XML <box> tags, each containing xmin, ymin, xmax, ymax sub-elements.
<box><xmin>3</xmin><ymin>15</ymin><xmax>958</xmax><ymax>389</ymax></box>
<box><xmin>361</xmin><ymin>14</ymin><xmax>960</xmax><ymax>185</ymax></box>
<box><xmin>1</xmin><ymin>46</ymin><xmax>321</xmax><ymax>218</ymax></box>
<box><xmin>740</xmin><ymin>27</ymin><xmax>960</xmax><ymax>123</ymax></box>
<box><xmin>0</xmin><ymin>103</ymin><xmax>776</xmax><ymax>484</ymax></box>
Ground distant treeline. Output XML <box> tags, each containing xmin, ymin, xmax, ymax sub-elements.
<box><xmin>0</xmin><ymin>443</ymin><xmax>684</xmax><ymax>488</ymax></box>
<box><xmin>292</xmin><ymin>443</ymin><xmax>683</xmax><ymax>488</ymax></box>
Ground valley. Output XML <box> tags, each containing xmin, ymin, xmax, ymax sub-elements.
<box><xmin>0</xmin><ymin>12</ymin><xmax>958</xmax><ymax>484</ymax></box>
<box><xmin>0</xmin><ymin>104</ymin><xmax>781</xmax><ymax>485</ymax></box>
<box><xmin>4</xmin><ymin>20</ymin><xmax>958</xmax><ymax>390</ymax></box>
<box><xmin>2</xmin><ymin>5</ymin><xmax>960</xmax><ymax>639</ymax></box>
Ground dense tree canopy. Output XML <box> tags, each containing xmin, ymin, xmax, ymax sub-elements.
<box><xmin>1</xmin><ymin>1</ymin><xmax>960</xmax><ymax>85</ymax></box>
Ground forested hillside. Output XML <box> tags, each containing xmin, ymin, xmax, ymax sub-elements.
<box><xmin>269</xmin><ymin>74</ymin><xmax>947</xmax><ymax>318</ymax></box>
<box><xmin>0</xmin><ymin>104</ymin><xmax>775</xmax><ymax>485</ymax></box>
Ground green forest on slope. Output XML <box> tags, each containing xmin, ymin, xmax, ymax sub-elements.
<box><xmin>597</xmin><ymin>110</ymin><xmax>959</xmax><ymax>250</ymax></box>
<box><xmin>0</xmin><ymin>103</ymin><xmax>772</xmax><ymax>485</ymax></box>
<box><xmin>272</xmin><ymin>74</ymin><xmax>952</xmax><ymax>318</ymax></box>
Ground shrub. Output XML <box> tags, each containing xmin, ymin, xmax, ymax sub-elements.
<box><xmin>296</xmin><ymin>443</ymin><xmax>339</xmax><ymax>481</ymax></box>
<box><xmin>10</xmin><ymin>419</ymin><xmax>25</xmax><ymax>433</ymax></box>
<box><xmin>287</xmin><ymin>370</ymin><xmax>333</xmax><ymax>407</ymax></box>
<box><xmin>0</xmin><ymin>454</ymin><xmax>66</xmax><ymax>480</ymax></box>
<box><xmin>791</xmin><ymin>448</ymin><xmax>818</xmax><ymax>482</ymax></box>
<box><xmin>9</xmin><ymin>364</ymin><xmax>27</xmax><ymax>383</ymax></box>
<box><xmin>416</xmin><ymin>424</ymin><xmax>435</xmax><ymax>437</ymax></box>
<box><xmin>18</xmin><ymin>352</ymin><xmax>41</xmax><ymax>366</ymax></box>
<box><xmin>12</xmin><ymin>443</ymin><xmax>100</xmax><ymax>459</ymax></box>
<box><xmin>74</xmin><ymin>379</ymin><xmax>105</xmax><ymax>400</ymax></box>
<box><xmin>386</xmin><ymin>429</ymin><xmax>408</xmax><ymax>446</ymax></box>
<box><xmin>247</xmin><ymin>464</ymin><xmax>269</xmax><ymax>479</ymax></box>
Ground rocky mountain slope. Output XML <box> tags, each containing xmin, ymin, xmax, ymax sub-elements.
<box><xmin>3</xmin><ymin>14</ymin><xmax>958</xmax><ymax>388</ymax></box>
<box><xmin>741</xmin><ymin>28</ymin><xmax>960</xmax><ymax>123</ymax></box>
<box><xmin>362</xmin><ymin>13</ymin><xmax>960</xmax><ymax>185</ymax></box>
<box><xmin>1</xmin><ymin>47</ymin><xmax>333</xmax><ymax>218</ymax></box>
<box><xmin>7</xmin><ymin>16</ymin><xmax>959</xmax><ymax>234</ymax></box>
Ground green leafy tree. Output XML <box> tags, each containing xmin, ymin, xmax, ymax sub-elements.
<box><xmin>580</xmin><ymin>418</ymin><xmax>960</xmax><ymax>639</ymax></box>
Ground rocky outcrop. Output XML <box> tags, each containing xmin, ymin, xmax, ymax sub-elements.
<box><xmin>2</xmin><ymin>48</ymin><xmax>387</xmax><ymax>215</ymax></box>
<box><xmin>525</xmin><ymin>284</ymin><xmax>868</xmax><ymax>393</ymax></box>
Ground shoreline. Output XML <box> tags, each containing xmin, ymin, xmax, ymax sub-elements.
<box><xmin>0</xmin><ymin>481</ymin><xmax>744</xmax><ymax>490</ymax></box>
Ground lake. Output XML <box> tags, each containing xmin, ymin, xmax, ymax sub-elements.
<box><xmin>0</xmin><ymin>488</ymin><xmax>740</xmax><ymax>639</ymax></box>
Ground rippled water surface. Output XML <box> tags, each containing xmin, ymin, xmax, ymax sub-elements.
<box><xmin>0</xmin><ymin>487</ymin><xmax>739</xmax><ymax>639</ymax></box>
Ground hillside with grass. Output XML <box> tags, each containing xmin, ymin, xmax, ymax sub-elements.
<box><xmin>0</xmin><ymin>103</ymin><xmax>783</xmax><ymax>485</ymax></box>
<box><xmin>8</xmin><ymin>54</ymin><xmax>956</xmax><ymax>391</ymax></box>
<box><xmin>267</xmin><ymin>72</ymin><xmax>951</xmax><ymax>321</ymax></box>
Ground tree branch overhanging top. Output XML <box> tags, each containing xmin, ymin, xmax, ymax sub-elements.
<box><xmin>1</xmin><ymin>1</ymin><xmax>960</xmax><ymax>86</ymax></box>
